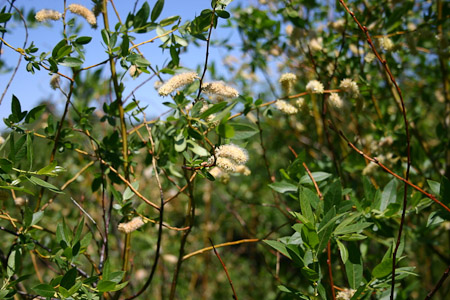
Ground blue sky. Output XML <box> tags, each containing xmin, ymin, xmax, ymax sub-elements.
<box><xmin>0</xmin><ymin>0</ymin><xmax>244</xmax><ymax>129</ymax></box>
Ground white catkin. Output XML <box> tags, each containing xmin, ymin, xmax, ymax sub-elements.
<box><xmin>279</xmin><ymin>73</ymin><xmax>297</xmax><ymax>95</ymax></box>
<box><xmin>339</xmin><ymin>78</ymin><xmax>359</xmax><ymax>97</ymax></box>
<box><xmin>336</xmin><ymin>288</ymin><xmax>356</xmax><ymax>300</ymax></box>
<box><xmin>329</xmin><ymin>93</ymin><xmax>343</xmax><ymax>108</ymax></box>
<box><xmin>68</xmin><ymin>4</ymin><xmax>97</xmax><ymax>26</ymax></box>
<box><xmin>275</xmin><ymin>100</ymin><xmax>298</xmax><ymax>114</ymax></box>
<box><xmin>118</xmin><ymin>217</ymin><xmax>145</xmax><ymax>233</ymax></box>
<box><xmin>50</xmin><ymin>74</ymin><xmax>61</xmax><ymax>90</ymax></box>
<box><xmin>306</xmin><ymin>80</ymin><xmax>324</xmax><ymax>94</ymax></box>
<box><xmin>202</xmin><ymin>82</ymin><xmax>239</xmax><ymax>99</ymax></box>
<box><xmin>158</xmin><ymin>72</ymin><xmax>198</xmax><ymax>96</ymax></box>
<box><xmin>35</xmin><ymin>9</ymin><xmax>62</xmax><ymax>22</ymax></box>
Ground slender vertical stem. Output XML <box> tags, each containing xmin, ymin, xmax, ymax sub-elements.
<box><xmin>101</xmin><ymin>0</ymin><xmax>131</xmax><ymax>280</ymax></box>
<box><xmin>209</xmin><ymin>238</ymin><xmax>239</xmax><ymax>300</ymax></box>
<box><xmin>169</xmin><ymin>167</ymin><xmax>196</xmax><ymax>300</ymax></box>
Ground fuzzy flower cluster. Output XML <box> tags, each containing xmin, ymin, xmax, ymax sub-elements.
<box><xmin>209</xmin><ymin>144</ymin><xmax>249</xmax><ymax>173</ymax></box>
<box><xmin>309</xmin><ymin>37</ymin><xmax>323</xmax><ymax>53</ymax></box>
<box><xmin>35</xmin><ymin>9</ymin><xmax>62</xmax><ymax>22</ymax></box>
<box><xmin>118</xmin><ymin>217</ymin><xmax>145</xmax><ymax>234</ymax></box>
<box><xmin>378</xmin><ymin>36</ymin><xmax>394</xmax><ymax>52</ymax></box>
<box><xmin>339</xmin><ymin>78</ymin><xmax>359</xmax><ymax>97</ymax></box>
<box><xmin>275</xmin><ymin>100</ymin><xmax>298</xmax><ymax>114</ymax></box>
<box><xmin>295</xmin><ymin>97</ymin><xmax>305</xmax><ymax>109</ymax></box>
<box><xmin>365</xmin><ymin>52</ymin><xmax>376</xmax><ymax>63</ymax></box>
<box><xmin>50</xmin><ymin>74</ymin><xmax>61</xmax><ymax>90</ymax></box>
<box><xmin>129</xmin><ymin>65</ymin><xmax>142</xmax><ymax>77</ymax></box>
<box><xmin>68</xmin><ymin>4</ymin><xmax>97</xmax><ymax>26</ymax></box>
<box><xmin>279</xmin><ymin>72</ymin><xmax>297</xmax><ymax>95</ymax></box>
<box><xmin>329</xmin><ymin>93</ymin><xmax>343</xmax><ymax>108</ymax></box>
<box><xmin>306</xmin><ymin>80</ymin><xmax>324</xmax><ymax>94</ymax></box>
<box><xmin>202</xmin><ymin>82</ymin><xmax>239</xmax><ymax>99</ymax></box>
<box><xmin>336</xmin><ymin>288</ymin><xmax>356</xmax><ymax>300</ymax></box>
<box><xmin>158</xmin><ymin>72</ymin><xmax>198</xmax><ymax>96</ymax></box>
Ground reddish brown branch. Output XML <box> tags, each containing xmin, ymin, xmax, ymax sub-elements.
<box><xmin>209</xmin><ymin>238</ymin><xmax>239</xmax><ymax>300</ymax></box>
<box><xmin>334</xmin><ymin>127</ymin><xmax>450</xmax><ymax>213</ymax></box>
<box><xmin>425</xmin><ymin>264</ymin><xmax>450</xmax><ymax>299</ymax></box>
<box><xmin>302</xmin><ymin>162</ymin><xmax>323</xmax><ymax>200</ymax></box>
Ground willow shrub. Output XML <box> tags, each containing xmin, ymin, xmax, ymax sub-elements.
<box><xmin>0</xmin><ymin>0</ymin><xmax>449</xmax><ymax>299</ymax></box>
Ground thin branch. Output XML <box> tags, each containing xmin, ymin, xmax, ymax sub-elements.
<box><xmin>333</xmin><ymin>126</ymin><xmax>450</xmax><ymax>213</ymax></box>
<box><xmin>100</xmin><ymin>159</ymin><xmax>160</xmax><ymax>210</ymax></box>
<box><xmin>425</xmin><ymin>264</ymin><xmax>450</xmax><ymax>299</ymax></box>
<box><xmin>209</xmin><ymin>238</ymin><xmax>239</xmax><ymax>300</ymax></box>
<box><xmin>338</xmin><ymin>3</ymin><xmax>412</xmax><ymax>296</ymax></box>
<box><xmin>0</xmin><ymin>1</ymin><xmax>27</xmax><ymax>105</ymax></box>
<box><xmin>195</xmin><ymin>4</ymin><xmax>217</xmax><ymax>101</ymax></box>
<box><xmin>129</xmin><ymin>26</ymin><xmax>179</xmax><ymax>51</ymax></box>
<box><xmin>183</xmin><ymin>239</ymin><xmax>259</xmax><ymax>260</ymax></box>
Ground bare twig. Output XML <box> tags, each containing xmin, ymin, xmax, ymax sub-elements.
<box><xmin>209</xmin><ymin>238</ymin><xmax>239</xmax><ymax>300</ymax></box>
<box><xmin>195</xmin><ymin>4</ymin><xmax>217</xmax><ymax>101</ymax></box>
<box><xmin>425</xmin><ymin>264</ymin><xmax>450</xmax><ymax>299</ymax></box>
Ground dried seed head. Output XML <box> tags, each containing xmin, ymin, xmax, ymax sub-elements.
<box><xmin>158</xmin><ymin>72</ymin><xmax>198</xmax><ymax>96</ymax></box>
<box><xmin>14</xmin><ymin>197</ymin><xmax>27</xmax><ymax>207</ymax></box>
<box><xmin>68</xmin><ymin>4</ymin><xmax>97</xmax><ymax>26</ymax></box>
<box><xmin>35</xmin><ymin>9</ymin><xmax>62</xmax><ymax>22</ymax></box>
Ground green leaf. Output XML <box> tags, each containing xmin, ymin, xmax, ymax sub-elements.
<box><xmin>28</xmin><ymin>176</ymin><xmax>62</xmax><ymax>193</ymax></box>
<box><xmin>174</xmin><ymin>133</ymin><xmax>186</xmax><ymax>152</ymax></box>
<box><xmin>263</xmin><ymin>240</ymin><xmax>292</xmax><ymax>260</ymax></box>
<box><xmin>31</xmin><ymin>211</ymin><xmax>44</xmax><ymax>226</ymax></box>
<box><xmin>123</xmin><ymin>181</ymin><xmax>139</xmax><ymax>200</ymax></box>
<box><xmin>32</xmin><ymin>284</ymin><xmax>56</xmax><ymax>298</ymax></box>
<box><xmin>215</xmin><ymin>10</ymin><xmax>230</xmax><ymax>19</ymax></box>
<box><xmin>199</xmin><ymin>102</ymin><xmax>227</xmax><ymax>119</ymax></box>
<box><xmin>0</xmin><ymin>12</ymin><xmax>12</xmax><ymax>23</ymax></box>
<box><xmin>372</xmin><ymin>257</ymin><xmax>393</xmax><ymax>279</ymax></box>
<box><xmin>268</xmin><ymin>181</ymin><xmax>298</xmax><ymax>194</ymax></box>
<box><xmin>299</xmin><ymin>172</ymin><xmax>331</xmax><ymax>184</ymax></box>
<box><xmin>345</xmin><ymin>242</ymin><xmax>363</xmax><ymax>289</ymax></box>
<box><xmin>217</xmin><ymin>123</ymin><xmax>235</xmax><ymax>138</ymax></box>
<box><xmin>11</xmin><ymin>95</ymin><xmax>25</xmax><ymax>123</ymax></box>
<box><xmin>97</xmin><ymin>280</ymin><xmax>116</xmax><ymax>292</ymax></box>
<box><xmin>60</xmin><ymin>268</ymin><xmax>77</xmax><ymax>289</ymax></box>
<box><xmin>317</xmin><ymin>224</ymin><xmax>333</xmax><ymax>255</ymax></box>
<box><xmin>160</xmin><ymin>15</ymin><xmax>180</xmax><ymax>27</ymax></box>
<box><xmin>186</xmin><ymin>140</ymin><xmax>209</xmax><ymax>157</ymax></box>
<box><xmin>427</xmin><ymin>180</ymin><xmax>440</xmax><ymax>195</ymax></box>
<box><xmin>324</xmin><ymin>180</ymin><xmax>342</xmax><ymax>212</ymax></box>
<box><xmin>301</xmin><ymin>266</ymin><xmax>319</xmax><ymax>281</ymax></box>
<box><xmin>151</xmin><ymin>0</ymin><xmax>164</xmax><ymax>22</ymax></box>
<box><xmin>336</xmin><ymin>239</ymin><xmax>348</xmax><ymax>263</ymax></box>
<box><xmin>25</xmin><ymin>105</ymin><xmax>46</xmax><ymax>123</ymax></box>
<box><xmin>229</xmin><ymin>123</ymin><xmax>259</xmax><ymax>140</ymax></box>
<box><xmin>301</xmin><ymin>225</ymin><xmax>319</xmax><ymax>250</ymax></box>
<box><xmin>0</xmin><ymin>158</ymin><xmax>13</xmax><ymax>173</ymax></box>
<box><xmin>380</xmin><ymin>179</ymin><xmax>397</xmax><ymax>211</ymax></box>
<box><xmin>26</xmin><ymin>134</ymin><xmax>33</xmax><ymax>170</ymax></box>
<box><xmin>299</xmin><ymin>187</ymin><xmax>315</xmax><ymax>224</ymax></box>
<box><xmin>75</xmin><ymin>36</ymin><xmax>92</xmax><ymax>45</ymax></box>
<box><xmin>334</xmin><ymin>221</ymin><xmax>372</xmax><ymax>235</ymax></box>
<box><xmin>59</xmin><ymin>57</ymin><xmax>83</xmax><ymax>68</ymax></box>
